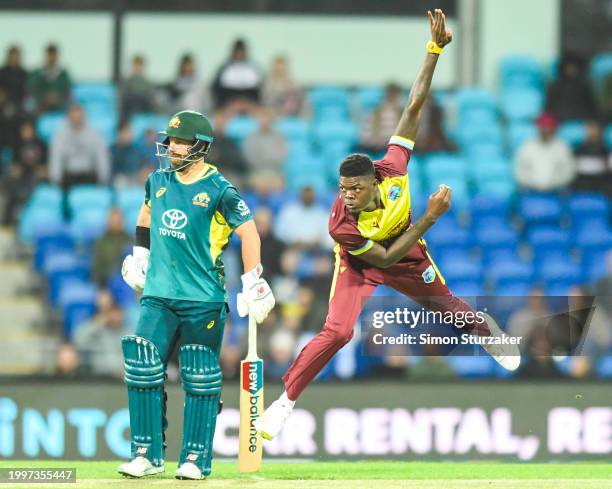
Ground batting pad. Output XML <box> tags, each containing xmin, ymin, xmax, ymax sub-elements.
<box><xmin>122</xmin><ymin>336</ymin><xmax>166</xmax><ymax>467</ymax></box>
<box><xmin>179</xmin><ymin>344</ymin><xmax>222</xmax><ymax>475</ymax></box>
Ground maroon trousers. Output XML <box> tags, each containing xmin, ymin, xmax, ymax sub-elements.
<box><xmin>282</xmin><ymin>241</ymin><xmax>490</xmax><ymax>400</ymax></box>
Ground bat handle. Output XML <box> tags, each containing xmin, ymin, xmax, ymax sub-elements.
<box><xmin>247</xmin><ymin>313</ymin><xmax>258</xmax><ymax>360</ymax></box>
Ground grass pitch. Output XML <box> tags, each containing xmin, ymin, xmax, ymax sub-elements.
<box><xmin>1</xmin><ymin>460</ymin><xmax>610</xmax><ymax>489</ymax></box>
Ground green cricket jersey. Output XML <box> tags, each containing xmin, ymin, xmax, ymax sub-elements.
<box><xmin>143</xmin><ymin>164</ymin><xmax>252</xmax><ymax>302</ymax></box>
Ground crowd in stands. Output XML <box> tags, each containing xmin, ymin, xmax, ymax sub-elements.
<box><xmin>1</xmin><ymin>39</ymin><xmax>612</xmax><ymax>382</ymax></box>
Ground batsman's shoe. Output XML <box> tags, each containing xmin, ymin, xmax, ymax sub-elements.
<box><xmin>176</xmin><ymin>462</ymin><xmax>205</xmax><ymax>480</ymax></box>
<box><xmin>118</xmin><ymin>457</ymin><xmax>164</xmax><ymax>478</ymax></box>
<box><xmin>254</xmin><ymin>398</ymin><xmax>293</xmax><ymax>440</ymax></box>
<box><xmin>481</xmin><ymin>313</ymin><xmax>521</xmax><ymax>372</ymax></box>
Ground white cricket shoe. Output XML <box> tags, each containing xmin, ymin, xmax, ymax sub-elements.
<box><xmin>176</xmin><ymin>462</ymin><xmax>205</xmax><ymax>480</ymax></box>
<box><xmin>255</xmin><ymin>397</ymin><xmax>294</xmax><ymax>440</ymax></box>
<box><xmin>118</xmin><ymin>456</ymin><xmax>164</xmax><ymax>478</ymax></box>
<box><xmin>481</xmin><ymin>313</ymin><xmax>521</xmax><ymax>371</ymax></box>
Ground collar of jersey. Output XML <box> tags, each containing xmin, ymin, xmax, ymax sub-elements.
<box><xmin>174</xmin><ymin>163</ymin><xmax>218</xmax><ymax>185</ymax></box>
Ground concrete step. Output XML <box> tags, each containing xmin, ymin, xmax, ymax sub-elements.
<box><xmin>0</xmin><ymin>335</ymin><xmax>58</xmax><ymax>375</ymax></box>
<box><xmin>0</xmin><ymin>262</ymin><xmax>35</xmax><ymax>297</ymax></box>
<box><xmin>0</xmin><ymin>298</ymin><xmax>46</xmax><ymax>331</ymax></box>
<box><xmin>0</xmin><ymin>227</ymin><xmax>16</xmax><ymax>260</ymax></box>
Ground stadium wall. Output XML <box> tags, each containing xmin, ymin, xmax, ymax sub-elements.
<box><xmin>0</xmin><ymin>381</ymin><xmax>609</xmax><ymax>462</ymax></box>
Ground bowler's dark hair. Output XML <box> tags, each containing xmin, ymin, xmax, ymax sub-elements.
<box><xmin>339</xmin><ymin>154</ymin><xmax>375</xmax><ymax>177</ymax></box>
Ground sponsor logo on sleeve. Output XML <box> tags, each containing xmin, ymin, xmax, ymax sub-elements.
<box><xmin>422</xmin><ymin>265</ymin><xmax>436</xmax><ymax>284</ymax></box>
<box><xmin>237</xmin><ymin>200</ymin><xmax>251</xmax><ymax>217</ymax></box>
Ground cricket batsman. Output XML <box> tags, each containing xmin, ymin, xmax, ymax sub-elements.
<box><xmin>256</xmin><ymin>9</ymin><xmax>521</xmax><ymax>440</ymax></box>
<box><xmin>117</xmin><ymin>110</ymin><xmax>275</xmax><ymax>479</ymax></box>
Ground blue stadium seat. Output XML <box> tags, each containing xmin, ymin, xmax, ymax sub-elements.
<box><xmin>499</xmin><ymin>56</ymin><xmax>543</xmax><ymax>89</ymax></box>
<box><xmin>323</xmin><ymin>141</ymin><xmax>352</xmax><ymax>184</ymax></box>
<box><xmin>355</xmin><ymin>86</ymin><xmax>384</xmax><ymax>114</ymax></box>
<box><xmin>545</xmin><ymin>281</ymin><xmax>579</xmax><ymax>296</ymax></box>
<box><xmin>500</xmin><ymin>88</ymin><xmax>544</xmax><ymax>121</ymax></box>
<box><xmin>425</xmin><ymin>218</ymin><xmax>471</xmax><ymax>249</ymax></box>
<box><xmin>274</xmin><ymin>117</ymin><xmax>310</xmax><ymax>142</ymax></box>
<box><xmin>460</xmin><ymin>107</ymin><xmax>499</xmax><ymax>126</ymax></box>
<box><xmin>507</xmin><ymin>122</ymin><xmax>537</xmax><ymax>151</ymax></box>
<box><xmin>465</xmin><ymin>142</ymin><xmax>505</xmax><ymax>162</ymax></box>
<box><xmin>18</xmin><ymin>206</ymin><xmax>64</xmax><ymax>244</ymax></box>
<box><xmin>590</xmin><ymin>53</ymin><xmax>612</xmax><ymax>84</ymax></box>
<box><xmin>225</xmin><ymin>115</ymin><xmax>259</xmax><ymax>144</ymax></box>
<box><xmin>67</xmin><ymin>185</ymin><xmax>113</xmax><ymax>213</ymax></box>
<box><xmin>538</xmin><ymin>255</ymin><xmax>581</xmax><ymax>284</ymax></box>
<box><xmin>45</xmin><ymin>254</ymin><xmax>90</xmax><ymax>305</ymax></box>
<box><xmin>518</xmin><ymin>193</ymin><xmax>563</xmax><ymax>225</ymax></box>
<box><xmin>438</xmin><ymin>256</ymin><xmax>483</xmax><ymax>283</ymax></box>
<box><xmin>427</xmin><ymin>177</ymin><xmax>471</xmax><ymax>209</ymax></box>
<box><xmin>558</xmin><ymin>120</ymin><xmax>587</xmax><ymax>148</ymax></box>
<box><xmin>527</xmin><ymin>227</ymin><xmax>571</xmax><ymax>250</ymax></box>
<box><xmin>130</xmin><ymin>113</ymin><xmax>169</xmax><ymax>141</ymax></box>
<box><xmin>73</xmin><ymin>83</ymin><xmax>117</xmax><ymax>106</ymax></box>
<box><xmin>425</xmin><ymin>154</ymin><xmax>469</xmax><ymax>181</ymax></box>
<box><xmin>313</xmin><ymin>119</ymin><xmax>358</xmax><ymax>147</ymax></box>
<box><xmin>595</xmin><ymin>356</ymin><xmax>612</xmax><ymax>378</ymax></box>
<box><xmin>495</xmin><ymin>279</ymin><xmax>533</xmax><ymax>296</ymax></box>
<box><xmin>581</xmin><ymin>250</ymin><xmax>609</xmax><ymax>283</ymax></box>
<box><xmin>470</xmin><ymin>195</ymin><xmax>510</xmax><ymax>222</ymax></box>
<box><xmin>488</xmin><ymin>259</ymin><xmax>534</xmax><ymax>286</ymax></box>
<box><xmin>456</xmin><ymin>88</ymin><xmax>497</xmax><ymax>116</ymax></box>
<box><xmin>455</xmin><ymin>122</ymin><xmax>503</xmax><ymax>148</ymax></box>
<box><xmin>470</xmin><ymin>157</ymin><xmax>513</xmax><ymax>182</ymax></box>
<box><xmin>447</xmin><ymin>355</ymin><xmax>497</xmax><ymax>378</ymax></box>
<box><xmin>308</xmin><ymin>86</ymin><xmax>351</xmax><ymax>119</ymax></box>
<box><xmin>482</xmin><ymin>247</ymin><xmax>523</xmax><ymax>268</ymax></box>
<box><xmin>89</xmin><ymin>112</ymin><xmax>118</xmax><ymax>145</ymax></box>
<box><xmin>58</xmin><ymin>281</ymin><xmax>97</xmax><ymax>339</ymax></box>
<box><xmin>575</xmin><ymin>221</ymin><xmax>612</xmax><ymax>252</ymax></box>
<box><xmin>473</xmin><ymin>219</ymin><xmax>518</xmax><ymax>249</ymax></box>
<box><xmin>451</xmin><ymin>281</ymin><xmax>485</xmax><ymax>297</ymax></box>
<box><xmin>107</xmin><ymin>271</ymin><xmax>136</xmax><ymax>308</ymax></box>
<box><xmin>568</xmin><ymin>193</ymin><xmax>609</xmax><ymax>222</ymax></box>
<box><xmin>34</xmin><ymin>231</ymin><xmax>75</xmax><ymax>272</ymax></box>
<box><xmin>116</xmin><ymin>186</ymin><xmax>145</xmax><ymax>214</ymax></box>
<box><xmin>37</xmin><ymin>112</ymin><xmax>65</xmax><ymax>143</ymax></box>
<box><xmin>71</xmin><ymin>207</ymin><xmax>111</xmax><ymax>243</ymax></box>
<box><xmin>28</xmin><ymin>184</ymin><xmax>63</xmax><ymax>209</ymax></box>
<box><xmin>473</xmin><ymin>180</ymin><xmax>516</xmax><ymax>200</ymax></box>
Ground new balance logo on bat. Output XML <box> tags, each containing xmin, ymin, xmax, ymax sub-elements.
<box><xmin>242</xmin><ymin>361</ymin><xmax>262</xmax><ymax>452</ymax></box>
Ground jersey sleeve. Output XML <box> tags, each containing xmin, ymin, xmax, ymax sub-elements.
<box><xmin>217</xmin><ymin>186</ymin><xmax>253</xmax><ymax>229</ymax></box>
<box><xmin>329</xmin><ymin>219</ymin><xmax>373</xmax><ymax>256</ymax></box>
<box><xmin>374</xmin><ymin>136</ymin><xmax>415</xmax><ymax>178</ymax></box>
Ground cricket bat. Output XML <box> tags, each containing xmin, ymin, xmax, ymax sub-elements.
<box><xmin>238</xmin><ymin>313</ymin><xmax>264</xmax><ymax>472</ymax></box>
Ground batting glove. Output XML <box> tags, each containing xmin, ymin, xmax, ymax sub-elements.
<box><xmin>237</xmin><ymin>264</ymin><xmax>275</xmax><ymax>323</ymax></box>
<box><xmin>121</xmin><ymin>246</ymin><xmax>150</xmax><ymax>293</ymax></box>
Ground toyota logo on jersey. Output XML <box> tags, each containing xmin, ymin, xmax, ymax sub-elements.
<box><xmin>162</xmin><ymin>209</ymin><xmax>188</xmax><ymax>230</ymax></box>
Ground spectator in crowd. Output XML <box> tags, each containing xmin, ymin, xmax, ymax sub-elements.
<box><xmin>212</xmin><ymin>39</ymin><xmax>263</xmax><ymax>110</ymax></box>
<box><xmin>49</xmin><ymin>104</ymin><xmax>111</xmax><ymax>190</ymax></box>
<box><xmin>358</xmin><ymin>83</ymin><xmax>404</xmax><ymax>154</ymax></box>
<box><xmin>135</xmin><ymin>128</ymin><xmax>159</xmax><ymax>170</ymax></box>
<box><xmin>253</xmin><ymin>206</ymin><xmax>285</xmax><ymax>279</ymax></box>
<box><xmin>298</xmin><ymin>254</ymin><xmax>333</xmax><ymax>332</ymax></box>
<box><xmin>92</xmin><ymin>208</ymin><xmax>132</xmax><ymax>287</ymax></box>
<box><xmin>514</xmin><ymin>112</ymin><xmax>575</xmax><ymax>192</ymax></box>
<box><xmin>274</xmin><ymin>185</ymin><xmax>332</xmax><ymax>250</ymax></box>
<box><xmin>265</xmin><ymin>328</ymin><xmax>297</xmax><ymax>378</ymax></box>
<box><xmin>168</xmin><ymin>53</ymin><xmax>210</xmax><ymax>114</ymax></box>
<box><xmin>572</xmin><ymin>121</ymin><xmax>611</xmax><ymax>195</ymax></box>
<box><xmin>55</xmin><ymin>343</ymin><xmax>79</xmax><ymax>378</ymax></box>
<box><xmin>121</xmin><ymin>55</ymin><xmax>155</xmax><ymax>118</ymax></box>
<box><xmin>28</xmin><ymin>44</ymin><xmax>71</xmax><ymax>113</ymax></box>
<box><xmin>0</xmin><ymin>86</ymin><xmax>21</xmax><ymax>159</ymax></box>
<box><xmin>112</xmin><ymin>121</ymin><xmax>143</xmax><ymax>185</ymax></box>
<box><xmin>415</xmin><ymin>95</ymin><xmax>456</xmax><ymax>154</ymax></box>
<box><xmin>243</xmin><ymin>109</ymin><xmax>287</xmax><ymax>194</ymax></box>
<box><xmin>262</xmin><ymin>55</ymin><xmax>304</xmax><ymax>116</ymax></box>
<box><xmin>2</xmin><ymin>120</ymin><xmax>47</xmax><ymax>225</ymax></box>
<box><xmin>545</xmin><ymin>53</ymin><xmax>598</xmax><ymax>122</ymax></box>
<box><xmin>0</xmin><ymin>46</ymin><xmax>27</xmax><ymax>111</ymax></box>
<box><xmin>516</xmin><ymin>327</ymin><xmax>563</xmax><ymax>379</ymax></box>
<box><xmin>73</xmin><ymin>290</ymin><xmax>126</xmax><ymax>378</ymax></box>
<box><xmin>206</xmin><ymin>112</ymin><xmax>248</xmax><ymax>186</ymax></box>
<box><xmin>507</xmin><ymin>287</ymin><xmax>550</xmax><ymax>345</ymax></box>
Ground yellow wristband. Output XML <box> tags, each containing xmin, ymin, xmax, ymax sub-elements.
<box><xmin>427</xmin><ymin>41</ymin><xmax>443</xmax><ymax>55</ymax></box>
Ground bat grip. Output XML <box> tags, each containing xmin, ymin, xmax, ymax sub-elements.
<box><xmin>247</xmin><ymin>313</ymin><xmax>258</xmax><ymax>359</ymax></box>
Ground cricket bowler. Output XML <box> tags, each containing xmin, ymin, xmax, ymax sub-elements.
<box><xmin>118</xmin><ymin>110</ymin><xmax>275</xmax><ymax>479</ymax></box>
<box><xmin>256</xmin><ymin>9</ymin><xmax>521</xmax><ymax>440</ymax></box>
